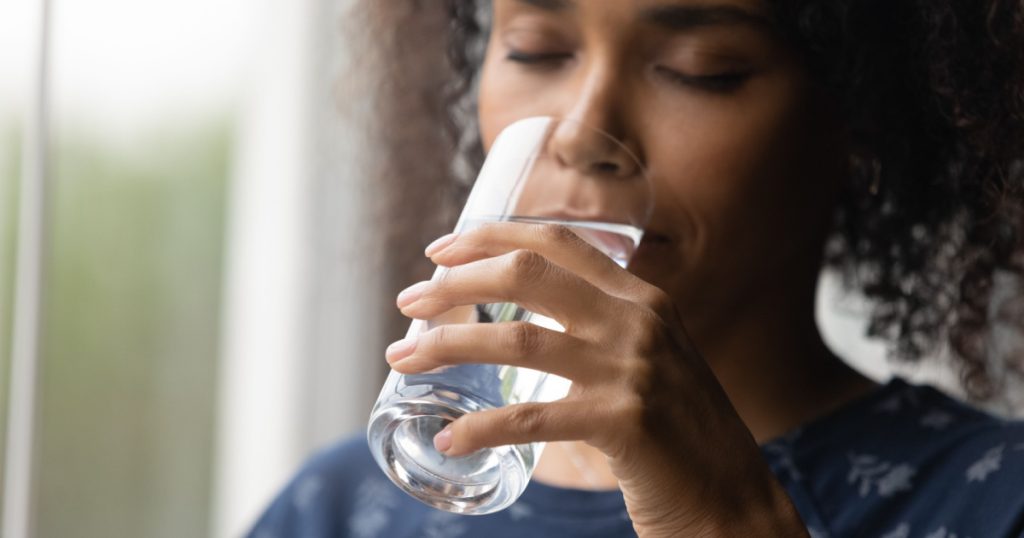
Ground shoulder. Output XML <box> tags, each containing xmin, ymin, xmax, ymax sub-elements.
<box><xmin>869</xmin><ymin>378</ymin><xmax>1024</xmax><ymax>470</ymax></box>
<box><xmin>905</xmin><ymin>383</ymin><xmax>1024</xmax><ymax>501</ymax></box>
<box><xmin>246</xmin><ymin>435</ymin><xmax>411</xmax><ymax>538</ymax></box>
<box><xmin>869</xmin><ymin>381</ymin><xmax>1024</xmax><ymax>537</ymax></box>
<box><xmin>785</xmin><ymin>377</ymin><xmax>1024</xmax><ymax>460</ymax></box>
<box><xmin>766</xmin><ymin>378</ymin><xmax>1024</xmax><ymax>537</ymax></box>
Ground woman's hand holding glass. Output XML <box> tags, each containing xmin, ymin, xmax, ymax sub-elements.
<box><xmin>386</xmin><ymin>221</ymin><xmax>807</xmax><ymax>537</ymax></box>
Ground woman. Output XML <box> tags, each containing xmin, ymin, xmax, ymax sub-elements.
<box><xmin>250</xmin><ymin>0</ymin><xmax>1024</xmax><ymax>536</ymax></box>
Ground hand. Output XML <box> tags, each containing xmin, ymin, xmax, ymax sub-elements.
<box><xmin>386</xmin><ymin>222</ymin><xmax>808</xmax><ymax>537</ymax></box>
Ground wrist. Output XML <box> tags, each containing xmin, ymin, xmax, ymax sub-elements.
<box><xmin>720</xmin><ymin>478</ymin><xmax>808</xmax><ymax>537</ymax></box>
<box><xmin>699</xmin><ymin>472</ymin><xmax>808</xmax><ymax>538</ymax></box>
<box><xmin>635</xmin><ymin>469</ymin><xmax>808</xmax><ymax>538</ymax></box>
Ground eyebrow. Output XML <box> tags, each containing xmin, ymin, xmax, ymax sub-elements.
<box><xmin>514</xmin><ymin>0</ymin><xmax>772</xmax><ymax>32</ymax></box>
<box><xmin>515</xmin><ymin>0</ymin><xmax>574</xmax><ymax>10</ymax></box>
<box><xmin>641</xmin><ymin>4</ymin><xmax>773</xmax><ymax>32</ymax></box>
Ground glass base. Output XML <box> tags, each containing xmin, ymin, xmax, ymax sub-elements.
<box><xmin>367</xmin><ymin>395</ymin><xmax>532</xmax><ymax>515</ymax></box>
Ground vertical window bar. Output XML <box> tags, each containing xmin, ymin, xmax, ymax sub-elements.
<box><xmin>2</xmin><ymin>0</ymin><xmax>52</xmax><ymax>535</ymax></box>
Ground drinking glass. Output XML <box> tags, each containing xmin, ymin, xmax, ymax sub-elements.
<box><xmin>367</xmin><ymin>116</ymin><xmax>652</xmax><ymax>514</ymax></box>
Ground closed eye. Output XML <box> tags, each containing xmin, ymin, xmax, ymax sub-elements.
<box><xmin>655</xmin><ymin>65</ymin><xmax>749</xmax><ymax>93</ymax></box>
<box><xmin>505</xmin><ymin>49</ymin><xmax>574</xmax><ymax>66</ymax></box>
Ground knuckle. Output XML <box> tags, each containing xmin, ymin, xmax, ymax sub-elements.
<box><xmin>433</xmin><ymin>267</ymin><xmax>456</xmax><ymax>291</ymax></box>
<box><xmin>476</xmin><ymin>220</ymin><xmax>504</xmax><ymax>236</ymax></box>
<box><xmin>506</xmin><ymin>249</ymin><xmax>548</xmax><ymax>284</ymax></box>
<box><xmin>603</xmin><ymin>394</ymin><xmax>647</xmax><ymax>445</ymax></box>
<box><xmin>467</xmin><ymin>222</ymin><xmax>499</xmax><ymax>246</ymax></box>
<box><xmin>538</xmin><ymin>222</ymin><xmax>579</xmax><ymax>245</ymax></box>
<box><xmin>621</xmin><ymin>355</ymin><xmax>656</xmax><ymax>399</ymax></box>
<box><xmin>426</xmin><ymin>324</ymin><xmax>453</xmax><ymax>350</ymax></box>
<box><xmin>506</xmin><ymin>404</ymin><xmax>546</xmax><ymax>437</ymax></box>
<box><xmin>456</xmin><ymin>413</ymin><xmax>482</xmax><ymax>441</ymax></box>
<box><xmin>615</xmin><ymin>313</ymin><xmax>669</xmax><ymax>394</ymax></box>
<box><xmin>640</xmin><ymin>287</ymin><xmax>676</xmax><ymax>319</ymax></box>
<box><xmin>616</xmin><ymin>393</ymin><xmax>646</xmax><ymax>423</ymax></box>
<box><xmin>508</xmin><ymin>322</ymin><xmax>543</xmax><ymax>358</ymax></box>
<box><xmin>629</xmin><ymin>308</ymin><xmax>667</xmax><ymax>358</ymax></box>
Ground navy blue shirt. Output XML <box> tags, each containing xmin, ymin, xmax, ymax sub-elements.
<box><xmin>248</xmin><ymin>379</ymin><xmax>1024</xmax><ymax>537</ymax></box>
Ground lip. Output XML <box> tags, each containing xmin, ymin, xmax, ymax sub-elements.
<box><xmin>532</xmin><ymin>208</ymin><xmax>669</xmax><ymax>237</ymax></box>
<box><xmin>525</xmin><ymin>208</ymin><xmax>675</xmax><ymax>248</ymax></box>
<box><xmin>642</xmin><ymin>230</ymin><xmax>672</xmax><ymax>243</ymax></box>
<box><xmin>632</xmin><ymin>233</ymin><xmax>673</xmax><ymax>264</ymax></box>
<box><xmin>638</xmin><ymin>222</ymin><xmax>674</xmax><ymax>245</ymax></box>
<box><xmin>533</xmin><ymin>208</ymin><xmax>620</xmax><ymax>223</ymax></box>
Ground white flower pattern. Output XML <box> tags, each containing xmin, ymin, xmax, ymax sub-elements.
<box><xmin>880</xmin><ymin>522</ymin><xmax>911</xmax><ymax>538</ymax></box>
<box><xmin>347</xmin><ymin>478</ymin><xmax>400</xmax><ymax>538</ymax></box>
<box><xmin>874</xmin><ymin>395</ymin><xmax>904</xmax><ymax>414</ymax></box>
<box><xmin>965</xmin><ymin>444</ymin><xmax>1004</xmax><ymax>483</ymax></box>
<box><xmin>763</xmin><ymin>439</ymin><xmax>803</xmax><ymax>482</ymax></box>
<box><xmin>807</xmin><ymin>526</ymin><xmax>830</xmax><ymax>538</ymax></box>
<box><xmin>508</xmin><ymin>501</ymin><xmax>535</xmax><ymax>521</ymax></box>
<box><xmin>422</xmin><ymin>509</ymin><xmax>468</xmax><ymax>538</ymax></box>
<box><xmin>874</xmin><ymin>386</ymin><xmax>921</xmax><ymax>414</ymax></box>
<box><xmin>847</xmin><ymin>453</ymin><xmax>915</xmax><ymax>498</ymax></box>
<box><xmin>923</xmin><ymin>525</ymin><xmax>972</xmax><ymax>538</ymax></box>
<box><xmin>876</xmin><ymin>464</ymin><xmax>916</xmax><ymax>497</ymax></box>
<box><xmin>920</xmin><ymin>410</ymin><xmax>955</xmax><ymax>430</ymax></box>
<box><xmin>292</xmin><ymin>473</ymin><xmax>324</xmax><ymax>512</ymax></box>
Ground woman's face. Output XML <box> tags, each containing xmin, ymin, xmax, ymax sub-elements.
<box><xmin>478</xmin><ymin>0</ymin><xmax>846</xmax><ymax>338</ymax></box>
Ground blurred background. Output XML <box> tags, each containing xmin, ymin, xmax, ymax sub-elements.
<box><xmin>0</xmin><ymin>1</ymin><xmax>997</xmax><ymax>537</ymax></box>
<box><xmin>1</xmin><ymin>0</ymin><xmax>395</xmax><ymax>536</ymax></box>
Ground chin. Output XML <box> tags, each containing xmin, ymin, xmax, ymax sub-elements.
<box><xmin>627</xmin><ymin>237</ymin><xmax>680</xmax><ymax>288</ymax></box>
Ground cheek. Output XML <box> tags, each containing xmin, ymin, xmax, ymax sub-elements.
<box><xmin>477</xmin><ymin>58</ymin><xmax>506</xmax><ymax>153</ymax></box>
<box><xmin>649</xmin><ymin>76</ymin><xmax>841</xmax><ymax>278</ymax></box>
<box><xmin>477</xmin><ymin>50</ymin><xmax>537</xmax><ymax>152</ymax></box>
<box><xmin>477</xmin><ymin>43</ymin><xmax>574</xmax><ymax>152</ymax></box>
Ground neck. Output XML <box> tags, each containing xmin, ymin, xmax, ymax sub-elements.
<box><xmin>689</xmin><ymin>271</ymin><xmax>877</xmax><ymax>443</ymax></box>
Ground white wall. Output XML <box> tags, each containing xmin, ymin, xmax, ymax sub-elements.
<box><xmin>212</xmin><ymin>0</ymin><xmax>385</xmax><ymax>535</ymax></box>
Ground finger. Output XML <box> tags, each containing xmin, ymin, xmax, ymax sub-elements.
<box><xmin>399</xmin><ymin>249</ymin><xmax>625</xmax><ymax>334</ymax></box>
<box><xmin>427</xmin><ymin>222</ymin><xmax>643</xmax><ymax>299</ymax></box>
<box><xmin>385</xmin><ymin>322</ymin><xmax>612</xmax><ymax>383</ymax></box>
<box><xmin>434</xmin><ymin>398</ymin><xmax>604</xmax><ymax>457</ymax></box>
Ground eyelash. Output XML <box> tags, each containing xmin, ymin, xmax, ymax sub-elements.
<box><xmin>505</xmin><ymin>50</ymin><xmax>748</xmax><ymax>93</ymax></box>
<box><xmin>654</xmin><ymin>66</ymin><xmax>749</xmax><ymax>93</ymax></box>
<box><xmin>505</xmin><ymin>50</ymin><xmax>573</xmax><ymax>66</ymax></box>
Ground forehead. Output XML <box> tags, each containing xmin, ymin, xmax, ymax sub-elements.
<box><xmin>500</xmin><ymin>0</ymin><xmax>774</xmax><ymax>33</ymax></box>
<box><xmin>510</xmin><ymin>0</ymin><xmax>768</xmax><ymax>15</ymax></box>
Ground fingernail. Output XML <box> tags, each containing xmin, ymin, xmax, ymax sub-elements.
<box><xmin>433</xmin><ymin>425</ymin><xmax>453</xmax><ymax>453</ymax></box>
<box><xmin>385</xmin><ymin>337</ymin><xmax>418</xmax><ymax>363</ymax></box>
<box><xmin>397</xmin><ymin>281</ymin><xmax>429</xmax><ymax>308</ymax></box>
<box><xmin>424</xmin><ymin>233</ymin><xmax>458</xmax><ymax>257</ymax></box>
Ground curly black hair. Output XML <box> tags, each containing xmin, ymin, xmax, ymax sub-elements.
<box><xmin>768</xmin><ymin>0</ymin><xmax>1024</xmax><ymax>400</ymax></box>
<box><xmin>355</xmin><ymin>0</ymin><xmax>1024</xmax><ymax>402</ymax></box>
<box><xmin>440</xmin><ymin>0</ymin><xmax>1024</xmax><ymax>402</ymax></box>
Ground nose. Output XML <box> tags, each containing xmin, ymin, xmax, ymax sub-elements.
<box><xmin>548</xmin><ymin>68</ymin><xmax>642</xmax><ymax>178</ymax></box>
<box><xmin>548</xmin><ymin>120</ymin><xmax>641</xmax><ymax>178</ymax></box>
